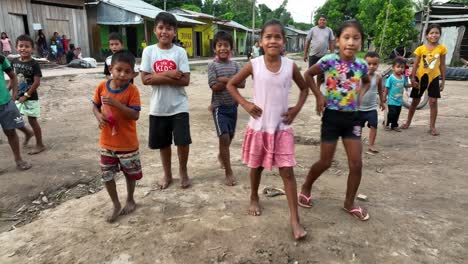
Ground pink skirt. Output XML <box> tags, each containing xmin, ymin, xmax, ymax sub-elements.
<box><xmin>242</xmin><ymin>127</ymin><xmax>296</xmax><ymax>170</ymax></box>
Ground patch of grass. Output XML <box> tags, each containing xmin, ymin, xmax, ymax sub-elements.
<box><xmin>356</xmin><ymin>51</ymin><xmax>366</xmax><ymax>59</ymax></box>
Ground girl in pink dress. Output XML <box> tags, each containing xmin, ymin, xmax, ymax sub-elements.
<box><xmin>227</xmin><ymin>20</ymin><xmax>309</xmax><ymax>240</ymax></box>
<box><xmin>1</xmin><ymin>32</ymin><xmax>13</xmax><ymax>56</ymax></box>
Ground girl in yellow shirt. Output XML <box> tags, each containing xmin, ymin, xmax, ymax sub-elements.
<box><xmin>402</xmin><ymin>24</ymin><xmax>447</xmax><ymax>136</ymax></box>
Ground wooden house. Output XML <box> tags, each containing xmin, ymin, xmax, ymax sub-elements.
<box><xmin>0</xmin><ymin>0</ymin><xmax>90</xmax><ymax>56</ymax></box>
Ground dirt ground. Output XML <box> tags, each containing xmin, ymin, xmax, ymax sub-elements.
<box><xmin>0</xmin><ymin>58</ymin><xmax>467</xmax><ymax>263</ymax></box>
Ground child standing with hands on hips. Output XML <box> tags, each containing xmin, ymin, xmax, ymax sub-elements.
<box><xmin>401</xmin><ymin>24</ymin><xmax>447</xmax><ymax>136</ymax></box>
<box><xmin>299</xmin><ymin>21</ymin><xmax>371</xmax><ymax>221</ymax></box>
<box><xmin>227</xmin><ymin>20</ymin><xmax>308</xmax><ymax>240</ymax></box>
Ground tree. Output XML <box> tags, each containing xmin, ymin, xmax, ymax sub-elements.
<box><xmin>373</xmin><ymin>0</ymin><xmax>418</xmax><ymax>56</ymax></box>
<box><xmin>181</xmin><ymin>4</ymin><xmax>201</xmax><ymax>13</ymax></box>
<box><xmin>313</xmin><ymin>0</ymin><xmax>360</xmax><ymax>32</ymax></box>
<box><xmin>357</xmin><ymin>0</ymin><xmax>387</xmax><ymax>38</ymax></box>
<box><xmin>143</xmin><ymin>0</ymin><xmax>202</xmax><ymax>11</ymax></box>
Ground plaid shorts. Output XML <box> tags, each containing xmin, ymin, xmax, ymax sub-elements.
<box><xmin>100</xmin><ymin>149</ymin><xmax>143</xmax><ymax>182</ymax></box>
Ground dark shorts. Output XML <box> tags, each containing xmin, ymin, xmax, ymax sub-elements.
<box><xmin>321</xmin><ymin>109</ymin><xmax>362</xmax><ymax>143</ymax></box>
<box><xmin>148</xmin><ymin>113</ymin><xmax>192</xmax><ymax>149</ymax></box>
<box><xmin>100</xmin><ymin>149</ymin><xmax>142</xmax><ymax>182</ymax></box>
<box><xmin>0</xmin><ymin>100</ymin><xmax>25</xmax><ymax>130</ymax></box>
<box><xmin>359</xmin><ymin>110</ymin><xmax>378</xmax><ymax>129</ymax></box>
<box><xmin>308</xmin><ymin>55</ymin><xmax>322</xmax><ymax>68</ymax></box>
<box><xmin>411</xmin><ymin>75</ymin><xmax>440</xmax><ymax>99</ymax></box>
<box><xmin>213</xmin><ymin>105</ymin><xmax>237</xmax><ymax>137</ymax></box>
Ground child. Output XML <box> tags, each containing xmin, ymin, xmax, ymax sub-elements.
<box><xmin>359</xmin><ymin>52</ymin><xmax>385</xmax><ymax>153</ymax></box>
<box><xmin>299</xmin><ymin>20</ymin><xmax>371</xmax><ymax>221</ymax></box>
<box><xmin>140</xmin><ymin>12</ymin><xmax>192</xmax><ymax>189</ymax></box>
<box><xmin>384</xmin><ymin>57</ymin><xmax>410</xmax><ymax>131</ymax></box>
<box><xmin>66</xmin><ymin>43</ymin><xmax>76</xmax><ymax>64</ymax></box>
<box><xmin>62</xmin><ymin>34</ymin><xmax>70</xmax><ymax>54</ymax></box>
<box><xmin>1</xmin><ymin>32</ymin><xmax>13</xmax><ymax>56</ymax></box>
<box><xmin>0</xmin><ymin>54</ymin><xmax>31</xmax><ymax>170</ymax></box>
<box><xmin>50</xmin><ymin>40</ymin><xmax>57</xmax><ymax>60</ymax></box>
<box><xmin>402</xmin><ymin>24</ymin><xmax>447</xmax><ymax>136</ymax></box>
<box><xmin>104</xmin><ymin>33</ymin><xmax>139</xmax><ymax>82</ymax></box>
<box><xmin>52</xmin><ymin>32</ymin><xmax>64</xmax><ymax>64</ymax></box>
<box><xmin>92</xmin><ymin>50</ymin><xmax>142</xmax><ymax>222</ymax></box>
<box><xmin>208</xmin><ymin>31</ymin><xmax>245</xmax><ymax>186</ymax></box>
<box><xmin>251</xmin><ymin>41</ymin><xmax>260</xmax><ymax>59</ymax></box>
<box><xmin>12</xmin><ymin>35</ymin><xmax>45</xmax><ymax>155</ymax></box>
<box><xmin>227</xmin><ymin>20</ymin><xmax>308</xmax><ymax>240</ymax></box>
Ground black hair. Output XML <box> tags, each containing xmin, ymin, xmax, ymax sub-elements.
<box><xmin>393</xmin><ymin>57</ymin><xmax>406</xmax><ymax>67</ymax></box>
<box><xmin>16</xmin><ymin>34</ymin><xmax>34</xmax><ymax>48</ymax></box>
<box><xmin>365</xmin><ymin>51</ymin><xmax>380</xmax><ymax>59</ymax></box>
<box><xmin>260</xmin><ymin>19</ymin><xmax>286</xmax><ymax>38</ymax></box>
<box><xmin>336</xmin><ymin>20</ymin><xmax>364</xmax><ymax>39</ymax></box>
<box><xmin>319</xmin><ymin>14</ymin><xmax>327</xmax><ymax>20</ymax></box>
<box><xmin>1</xmin><ymin>32</ymin><xmax>8</xmax><ymax>38</ymax></box>
<box><xmin>155</xmin><ymin>12</ymin><xmax>177</xmax><ymax>28</ymax></box>
<box><xmin>109</xmin><ymin>32</ymin><xmax>123</xmax><ymax>44</ymax></box>
<box><xmin>425</xmin><ymin>24</ymin><xmax>442</xmax><ymax>36</ymax></box>
<box><xmin>69</xmin><ymin>43</ymin><xmax>75</xmax><ymax>50</ymax></box>
<box><xmin>111</xmin><ymin>50</ymin><xmax>135</xmax><ymax>69</ymax></box>
<box><xmin>213</xmin><ymin>31</ymin><xmax>233</xmax><ymax>50</ymax></box>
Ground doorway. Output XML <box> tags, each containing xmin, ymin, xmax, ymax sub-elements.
<box><xmin>195</xmin><ymin>32</ymin><xmax>202</xmax><ymax>57</ymax></box>
<box><xmin>126</xmin><ymin>26</ymin><xmax>138</xmax><ymax>57</ymax></box>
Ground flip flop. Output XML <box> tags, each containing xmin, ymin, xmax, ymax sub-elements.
<box><xmin>16</xmin><ymin>161</ymin><xmax>32</xmax><ymax>171</ymax></box>
<box><xmin>298</xmin><ymin>193</ymin><xmax>313</xmax><ymax>208</ymax></box>
<box><xmin>343</xmin><ymin>206</ymin><xmax>370</xmax><ymax>221</ymax></box>
<box><xmin>262</xmin><ymin>187</ymin><xmax>285</xmax><ymax>197</ymax></box>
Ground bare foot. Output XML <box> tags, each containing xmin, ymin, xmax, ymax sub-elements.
<box><xmin>180</xmin><ymin>177</ymin><xmax>192</xmax><ymax>189</ymax></box>
<box><xmin>157</xmin><ymin>176</ymin><xmax>173</xmax><ymax>189</ymax></box>
<box><xmin>291</xmin><ymin>222</ymin><xmax>307</xmax><ymax>240</ymax></box>
<box><xmin>28</xmin><ymin>145</ymin><xmax>46</xmax><ymax>155</ymax></box>
<box><xmin>107</xmin><ymin>202</ymin><xmax>122</xmax><ymax>223</ymax></box>
<box><xmin>248</xmin><ymin>197</ymin><xmax>261</xmax><ymax>216</ymax></box>
<box><xmin>224</xmin><ymin>174</ymin><xmax>236</xmax><ymax>186</ymax></box>
<box><xmin>23</xmin><ymin>132</ymin><xmax>34</xmax><ymax>146</ymax></box>
<box><xmin>400</xmin><ymin>123</ymin><xmax>410</xmax><ymax>129</ymax></box>
<box><xmin>429</xmin><ymin>128</ymin><xmax>440</xmax><ymax>136</ymax></box>
<box><xmin>120</xmin><ymin>200</ymin><xmax>136</xmax><ymax>215</ymax></box>
<box><xmin>218</xmin><ymin>154</ymin><xmax>225</xmax><ymax>169</ymax></box>
<box><xmin>368</xmin><ymin>146</ymin><xmax>379</xmax><ymax>154</ymax></box>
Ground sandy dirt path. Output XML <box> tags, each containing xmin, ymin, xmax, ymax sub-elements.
<box><xmin>0</xmin><ymin>59</ymin><xmax>467</xmax><ymax>263</ymax></box>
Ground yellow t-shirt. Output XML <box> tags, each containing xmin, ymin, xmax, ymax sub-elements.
<box><xmin>414</xmin><ymin>44</ymin><xmax>447</xmax><ymax>85</ymax></box>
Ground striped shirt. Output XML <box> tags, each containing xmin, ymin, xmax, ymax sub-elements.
<box><xmin>208</xmin><ymin>60</ymin><xmax>241</xmax><ymax>108</ymax></box>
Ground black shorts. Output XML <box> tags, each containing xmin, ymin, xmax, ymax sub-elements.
<box><xmin>213</xmin><ymin>105</ymin><xmax>237</xmax><ymax>137</ymax></box>
<box><xmin>148</xmin><ymin>113</ymin><xmax>192</xmax><ymax>149</ymax></box>
<box><xmin>411</xmin><ymin>75</ymin><xmax>440</xmax><ymax>99</ymax></box>
<box><xmin>359</xmin><ymin>110</ymin><xmax>378</xmax><ymax>129</ymax></box>
<box><xmin>308</xmin><ymin>55</ymin><xmax>322</xmax><ymax>68</ymax></box>
<box><xmin>321</xmin><ymin>109</ymin><xmax>362</xmax><ymax>143</ymax></box>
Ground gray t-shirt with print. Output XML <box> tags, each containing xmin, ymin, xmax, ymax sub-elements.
<box><xmin>306</xmin><ymin>26</ymin><xmax>335</xmax><ymax>57</ymax></box>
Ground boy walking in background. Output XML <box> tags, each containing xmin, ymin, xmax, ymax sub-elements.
<box><xmin>359</xmin><ymin>52</ymin><xmax>385</xmax><ymax>153</ymax></box>
<box><xmin>92</xmin><ymin>50</ymin><xmax>142</xmax><ymax>222</ymax></box>
<box><xmin>104</xmin><ymin>33</ymin><xmax>139</xmax><ymax>82</ymax></box>
<box><xmin>208</xmin><ymin>31</ymin><xmax>245</xmax><ymax>186</ymax></box>
<box><xmin>140</xmin><ymin>12</ymin><xmax>192</xmax><ymax>189</ymax></box>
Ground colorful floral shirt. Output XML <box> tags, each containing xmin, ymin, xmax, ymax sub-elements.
<box><xmin>319</xmin><ymin>54</ymin><xmax>368</xmax><ymax>112</ymax></box>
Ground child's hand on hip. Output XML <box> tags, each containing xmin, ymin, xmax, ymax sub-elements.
<box><xmin>282</xmin><ymin>107</ymin><xmax>299</xmax><ymax>125</ymax></box>
<box><xmin>243</xmin><ymin>102</ymin><xmax>262</xmax><ymax>119</ymax></box>
<box><xmin>316</xmin><ymin>94</ymin><xmax>327</xmax><ymax>116</ymax></box>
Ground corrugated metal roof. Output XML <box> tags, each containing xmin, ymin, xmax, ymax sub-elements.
<box><xmin>101</xmin><ymin>0</ymin><xmax>204</xmax><ymax>25</ymax></box>
<box><xmin>170</xmin><ymin>8</ymin><xmax>218</xmax><ymax>20</ymax></box>
<box><xmin>285</xmin><ymin>26</ymin><xmax>308</xmax><ymax>35</ymax></box>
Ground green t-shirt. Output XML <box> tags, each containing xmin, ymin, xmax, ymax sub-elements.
<box><xmin>0</xmin><ymin>55</ymin><xmax>13</xmax><ymax>105</ymax></box>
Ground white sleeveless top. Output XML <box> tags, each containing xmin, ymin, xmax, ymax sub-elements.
<box><xmin>248</xmin><ymin>56</ymin><xmax>294</xmax><ymax>134</ymax></box>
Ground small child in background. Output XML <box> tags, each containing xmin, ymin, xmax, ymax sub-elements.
<box><xmin>92</xmin><ymin>50</ymin><xmax>142</xmax><ymax>222</ymax></box>
<box><xmin>66</xmin><ymin>43</ymin><xmax>76</xmax><ymax>64</ymax></box>
<box><xmin>1</xmin><ymin>32</ymin><xmax>13</xmax><ymax>56</ymax></box>
<box><xmin>384</xmin><ymin>57</ymin><xmax>410</xmax><ymax>131</ymax></box>
<box><xmin>208</xmin><ymin>31</ymin><xmax>245</xmax><ymax>186</ymax></box>
<box><xmin>104</xmin><ymin>33</ymin><xmax>139</xmax><ymax>82</ymax></box>
<box><xmin>12</xmin><ymin>34</ymin><xmax>45</xmax><ymax>155</ymax></box>
<box><xmin>62</xmin><ymin>34</ymin><xmax>70</xmax><ymax>54</ymax></box>
<box><xmin>359</xmin><ymin>52</ymin><xmax>385</xmax><ymax>153</ymax></box>
<box><xmin>50</xmin><ymin>40</ymin><xmax>57</xmax><ymax>60</ymax></box>
<box><xmin>227</xmin><ymin>20</ymin><xmax>308</xmax><ymax>240</ymax></box>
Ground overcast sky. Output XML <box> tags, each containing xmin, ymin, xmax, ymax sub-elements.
<box><xmin>256</xmin><ymin>0</ymin><xmax>327</xmax><ymax>24</ymax></box>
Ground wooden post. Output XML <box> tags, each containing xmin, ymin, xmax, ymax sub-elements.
<box><xmin>453</xmin><ymin>25</ymin><xmax>466</xmax><ymax>63</ymax></box>
<box><xmin>421</xmin><ymin>5</ymin><xmax>431</xmax><ymax>43</ymax></box>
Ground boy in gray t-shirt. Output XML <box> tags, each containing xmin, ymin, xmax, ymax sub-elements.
<box><xmin>359</xmin><ymin>52</ymin><xmax>385</xmax><ymax>153</ymax></box>
<box><xmin>208</xmin><ymin>31</ymin><xmax>245</xmax><ymax>186</ymax></box>
<box><xmin>140</xmin><ymin>12</ymin><xmax>192</xmax><ymax>189</ymax></box>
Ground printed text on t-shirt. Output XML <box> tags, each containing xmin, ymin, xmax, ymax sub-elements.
<box><xmin>153</xmin><ymin>59</ymin><xmax>177</xmax><ymax>73</ymax></box>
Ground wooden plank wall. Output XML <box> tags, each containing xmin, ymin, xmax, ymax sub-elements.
<box><xmin>0</xmin><ymin>0</ymin><xmax>90</xmax><ymax>56</ymax></box>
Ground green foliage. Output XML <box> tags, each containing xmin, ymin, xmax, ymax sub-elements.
<box><xmin>357</xmin><ymin>0</ymin><xmax>386</xmax><ymax>38</ymax></box>
<box><xmin>314</xmin><ymin>0</ymin><xmax>359</xmax><ymax>32</ymax></box>
<box><xmin>373</xmin><ymin>0</ymin><xmax>418</xmax><ymax>56</ymax></box>
<box><xmin>292</xmin><ymin>22</ymin><xmax>314</xmax><ymax>31</ymax></box>
<box><xmin>181</xmin><ymin>4</ymin><xmax>201</xmax><ymax>13</ymax></box>
<box><xmin>143</xmin><ymin>0</ymin><xmax>202</xmax><ymax>10</ymax></box>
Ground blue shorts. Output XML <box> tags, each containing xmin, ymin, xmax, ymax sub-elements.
<box><xmin>213</xmin><ymin>105</ymin><xmax>237</xmax><ymax>137</ymax></box>
<box><xmin>359</xmin><ymin>110</ymin><xmax>378</xmax><ymax>129</ymax></box>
